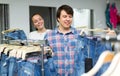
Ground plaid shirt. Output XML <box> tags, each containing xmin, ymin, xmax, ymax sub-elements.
<box><xmin>45</xmin><ymin>27</ymin><xmax>80</xmax><ymax>76</ymax></box>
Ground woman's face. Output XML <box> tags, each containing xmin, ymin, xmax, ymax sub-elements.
<box><xmin>32</xmin><ymin>14</ymin><xmax>45</xmax><ymax>30</ymax></box>
<box><xmin>57</xmin><ymin>10</ymin><xmax>73</xmax><ymax>29</ymax></box>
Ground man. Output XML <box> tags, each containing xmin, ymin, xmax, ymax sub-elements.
<box><xmin>45</xmin><ymin>4</ymin><xmax>116</xmax><ymax>76</ymax></box>
<box><xmin>45</xmin><ymin>4</ymin><xmax>80</xmax><ymax>76</ymax></box>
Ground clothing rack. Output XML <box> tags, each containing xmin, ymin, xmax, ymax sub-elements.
<box><xmin>1</xmin><ymin>29</ymin><xmax>49</xmax><ymax>76</ymax></box>
<box><xmin>3</xmin><ymin>39</ymin><xmax>47</xmax><ymax>46</ymax></box>
<box><xmin>101</xmin><ymin>35</ymin><xmax>120</xmax><ymax>42</ymax></box>
<box><xmin>1</xmin><ymin>39</ymin><xmax>48</xmax><ymax>76</ymax></box>
<box><xmin>102</xmin><ymin>37</ymin><xmax>118</xmax><ymax>42</ymax></box>
<box><xmin>78</xmin><ymin>28</ymin><xmax>109</xmax><ymax>36</ymax></box>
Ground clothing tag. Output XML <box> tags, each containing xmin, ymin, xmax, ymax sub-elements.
<box><xmin>85</xmin><ymin>58</ymin><xmax>93</xmax><ymax>73</ymax></box>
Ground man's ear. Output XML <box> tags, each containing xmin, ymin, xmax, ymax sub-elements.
<box><xmin>57</xmin><ymin>18</ymin><xmax>60</xmax><ymax>22</ymax></box>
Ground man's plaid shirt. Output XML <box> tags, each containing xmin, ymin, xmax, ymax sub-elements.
<box><xmin>45</xmin><ymin>27</ymin><xmax>80</xmax><ymax>76</ymax></box>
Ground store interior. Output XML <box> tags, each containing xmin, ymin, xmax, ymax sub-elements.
<box><xmin>0</xmin><ymin>0</ymin><xmax>120</xmax><ymax>76</ymax></box>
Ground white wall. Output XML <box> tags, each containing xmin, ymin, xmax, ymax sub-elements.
<box><xmin>0</xmin><ymin>0</ymin><xmax>107</xmax><ymax>36</ymax></box>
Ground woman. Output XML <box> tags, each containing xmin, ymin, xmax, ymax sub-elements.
<box><xmin>28</xmin><ymin>13</ymin><xmax>50</xmax><ymax>40</ymax></box>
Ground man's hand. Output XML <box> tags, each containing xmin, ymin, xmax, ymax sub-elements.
<box><xmin>44</xmin><ymin>46</ymin><xmax>53</xmax><ymax>56</ymax></box>
<box><xmin>106</xmin><ymin>28</ymin><xmax>116</xmax><ymax>36</ymax></box>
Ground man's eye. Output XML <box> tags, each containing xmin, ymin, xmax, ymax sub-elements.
<box><xmin>69</xmin><ymin>16</ymin><xmax>72</xmax><ymax>18</ymax></box>
<box><xmin>63</xmin><ymin>15</ymin><xmax>67</xmax><ymax>18</ymax></box>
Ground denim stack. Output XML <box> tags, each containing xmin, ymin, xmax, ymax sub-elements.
<box><xmin>4</xmin><ymin>29</ymin><xmax>27</xmax><ymax>40</ymax></box>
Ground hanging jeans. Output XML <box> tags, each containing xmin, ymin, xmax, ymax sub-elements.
<box><xmin>0</xmin><ymin>54</ymin><xmax>8</xmax><ymax>76</ymax></box>
<box><xmin>17</xmin><ymin>59</ymin><xmax>55</xmax><ymax>76</ymax></box>
<box><xmin>44</xmin><ymin>58</ymin><xmax>57</xmax><ymax>76</ymax></box>
<box><xmin>17</xmin><ymin>60</ymin><xmax>41</xmax><ymax>76</ymax></box>
<box><xmin>83</xmin><ymin>37</ymin><xmax>112</xmax><ymax>66</ymax></box>
<box><xmin>76</xmin><ymin>36</ymin><xmax>112</xmax><ymax>75</ymax></box>
<box><xmin>74</xmin><ymin>36</ymin><xmax>88</xmax><ymax>76</ymax></box>
<box><xmin>8</xmin><ymin>57</ymin><xmax>18</xmax><ymax>76</ymax></box>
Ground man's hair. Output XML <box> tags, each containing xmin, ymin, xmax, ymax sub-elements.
<box><xmin>56</xmin><ymin>5</ymin><xmax>74</xmax><ymax>19</ymax></box>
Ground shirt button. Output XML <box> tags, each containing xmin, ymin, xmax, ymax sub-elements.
<box><xmin>65</xmin><ymin>60</ymin><xmax>68</xmax><ymax>65</ymax></box>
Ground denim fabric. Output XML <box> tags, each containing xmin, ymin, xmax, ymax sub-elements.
<box><xmin>8</xmin><ymin>57</ymin><xmax>17</xmax><ymax>76</ymax></box>
<box><xmin>95</xmin><ymin>62</ymin><xmax>111</xmax><ymax>76</ymax></box>
<box><xmin>17</xmin><ymin>61</ymin><xmax>41</xmax><ymax>76</ymax></box>
<box><xmin>74</xmin><ymin>36</ymin><xmax>88</xmax><ymax>76</ymax></box>
<box><xmin>85</xmin><ymin>38</ymin><xmax>97</xmax><ymax>66</ymax></box>
<box><xmin>76</xmin><ymin>36</ymin><xmax>112</xmax><ymax>75</ymax></box>
<box><xmin>44</xmin><ymin>58</ymin><xmax>57</xmax><ymax>76</ymax></box>
<box><xmin>4</xmin><ymin>30</ymin><xmax>27</xmax><ymax>40</ymax></box>
<box><xmin>17</xmin><ymin>58</ymin><xmax>58</xmax><ymax>76</ymax></box>
<box><xmin>80</xmin><ymin>37</ymin><xmax>97</xmax><ymax>66</ymax></box>
<box><xmin>34</xmin><ymin>63</ymin><xmax>41</xmax><ymax>76</ymax></box>
<box><xmin>45</xmin><ymin>58</ymin><xmax>57</xmax><ymax>76</ymax></box>
<box><xmin>94</xmin><ymin>41</ymin><xmax>112</xmax><ymax>66</ymax></box>
<box><xmin>0</xmin><ymin>57</ymin><xmax>1</xmax><ymax>71</ymax></box>
<box><xmin>82</xmin><ymin>37</ymin><xmax>112</xmax><ymax>66</ymax></box>
<box><xmin>0</xmin><ymin>54</ymin><xmax>8</xmax><ymax>76</ymax></box>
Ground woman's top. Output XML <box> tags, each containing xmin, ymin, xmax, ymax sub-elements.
<box><xmin>28</xmin><ymin>29</ymin><xmax>50</xmax><ymax>40</ymax></box>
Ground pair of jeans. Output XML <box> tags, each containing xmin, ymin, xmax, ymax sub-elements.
<box><xmin>74</xmin><ymin>36</ymin><xmax>89</xmax><ymax>76</ymax></box>
<box><xmin>77</xmin><ymin>36</ymin><xmax>112</xmax><ymax>75</ymax></box>
<box><xmin>17</xmin><ymin>60</ymin><xmax>41</xmax><ymax>76</ymax></box>
<box><xmin>26</xmin><ymin>55</ymin><xmax>56</xmax><ymax>76</ymax></box>
<box><xmin>77</xmin><ymin>37</ymin><xmax>96</xmax><ymax>66</ymax></box>
<box><xmin>8</xmin><ymin>57</ymin><xmax>17</xmax><ymax>76</ymax></box>
<box><xmin>83</xmin><ymin>37</ymin><xmax>112</xmax><ymax>66</ymax></box>
<box><xmin>4</xmin><ymin>30</ymin><xmax>27</xmax><ymax>40</ymax></box>
<box><xmin>84</xmin><ymin>38</ymin><xmax>98</xmax><ymax>66</ymax></box>
<box><xmin>17</xmin><ymin>59</ymin><xmax>55</xmax><ymax>76</ymax></box>
<box><xmin>0</xmin><ymin>54</ymin><xmax>8</xmax><ymax>76</ymax></box>
<box><xmin>44</xmin><ymin>58</ymin><xmax>57</xmax><ymax>76</ymax></box>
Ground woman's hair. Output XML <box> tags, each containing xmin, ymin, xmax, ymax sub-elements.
<box><xmin>31</xmin><ymin>13</ymin><xmax>43</xmax><ymax>30</ymax></box>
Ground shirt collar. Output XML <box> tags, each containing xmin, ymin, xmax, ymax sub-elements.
<box><xmin>55</xmin><ymin>26</ymin><xmax>76</xmax><ymax>34</ymax></box>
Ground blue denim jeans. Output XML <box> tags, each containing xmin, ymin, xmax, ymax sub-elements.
<box><xmin>4</xmin><ymin>30</ymin><xmax>27</xmax><ymax>40</ymax></box>
<box><xmin>44</xmin><ymin>58</ymin><xmax>57</xmax><ymax>76</ymax></box>
<box><xmin>17</xmin><ymin>59</ymin><xmax>56</xmax><ymax>76</ymax></box>
<box><xmin>0</xmin><ymin>54</ymin><xmax>8</xmax><ymax>76</ymax></box>
<box><xmin>95</xmin><ymin>62</ymin><xmax>111</xmax><ymax>76</ymax></box>
<box><xmin>8</xmin><ymin>57</ymin><xmax>18</xmax><ymax>76</ymax></box>
<box><xmin>82</xmin><ymin>37</ymin><xmax>112</xmax><ymax>66</ymax></box>
<box><xmin>77</xmin><ymin>36</ymin><xmax>112</xmax><ymax>75</ymax></box>
<box><xmin>74</xmin><ymin>36</ymin><xmax>88</xmax><ymax>76</ymax></box>
<box><xmin>17</xmin><ymin>60</ymin><xmax>41</xmax><ymax>76</ymax></box>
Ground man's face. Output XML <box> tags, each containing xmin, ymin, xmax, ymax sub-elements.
<box><xmin>32</xmin><ymin>14</ymin><xmax>44</xmax><ymax>30</ymax></box>
<box><xmin>58</xmin><ymin>10</ymin><xmax>73</xmax><ymax>29</ymax></box>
